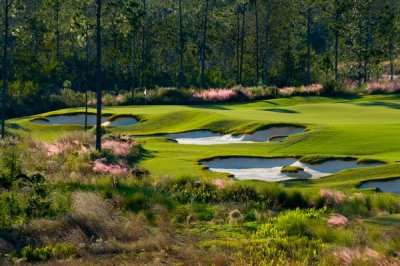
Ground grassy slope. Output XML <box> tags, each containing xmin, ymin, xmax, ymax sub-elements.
<box><xmin>7</xmin><ymin>94</ymin><xmax>400</xmax><ymax>193</ymax></box>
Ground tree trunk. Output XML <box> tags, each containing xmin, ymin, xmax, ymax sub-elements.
<box><xmin>306</xmin><ymin>7</ymin><xmax>311</xmax><ymax>86</ymax></box>
<box><xmin>55</xmin><ymin>1</ymin><xmax>60</xmax><ymax>93</ymax></box>
<box><xmin>179</xmin><ymin>0</ymin><xmax>184</xmax><ymax>88</ymax></box>
<box><xmin>334</xmin><ymin>11</ymin><xmax>339</xmax><ymax>81</ymax></box>
<box><xmin>236</xmin><ymin>5</ymin><xmax>240</xmax><ymax>84</ymax></box>
<box><xmin>286</xmin><ymin>51</ymin><xmax>289</xmax><ymax>86</ymax></box>
<box><xmin>96</xmin><ymin>0</ymin><xmax>102</xmax><ymax>151</ymax></box>
<box><xmin>132</xmin><ymin>32</ymin><xmax>136</xmax><ymax>99</ymax></box>
<box><xmin>1</xmin><ymin>0</ymin><xmax>10</xmax><ymax>140</ymax></box>
<box><xmin>201</xmin><ymin>0</ymin><xmax>209</xmax><ymax>89</ymax></box>
<box><xmin>389</xmin><ymin>39</ymin><xmax>394</xmax><ymax>82</ymax></box>
<box><xmin>255</xmin><ymin>0</ymin><xmax>259</xmax><ymax>85</ymax></box>
<box><xmin>263</xmin><ymin>2</ymin><xmax>271</xmax><ymax>85</ymax></box>
<box><xmin>85</xmin><ymin>26</ymin><xmax>89</xmax><ymax>132</ymax></box>
<box><xmin>141</xmin><ymin>0</ymin><xmax>146</xmax><ymax>88</ymax></box>
<box><xmin>113</xmin><ymin>25</ymin><xmax>117</xmax><ymax>91</ymax></box>
<box><xmin>239</xmin><ymin>6</ymin><xmax>245</xmax><ymax>84</ymax></box>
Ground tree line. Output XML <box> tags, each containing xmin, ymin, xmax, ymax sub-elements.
<box><xmin>1</xmin><ymin>0</ymin><xmax>399</xmax><ymax>91</ymax></box>
<box><xmin>0</xmin><ymin>0</ymin><xmax>399</xmax><ymax>145</ymax></box>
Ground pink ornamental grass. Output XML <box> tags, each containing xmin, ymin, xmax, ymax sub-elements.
<box><xmin>212</xmin><ymin>178</ymin><xmax>234</xmax><ymax>189</ymax></box>
<box><xmin>194</xmin><ymin>89</ymin><xmax>237</xmax><ymax>102</ymax></box>
<box><xmin>366</xmin><ymin>81</ymin><xmax>400</xmax><ymax>94</ymax></box>
<box><xmin>92</xmin><ymin>159</ymin><xmax>128</xmax><ymax>175</ymax></box>
<box><xmin>102</xmin><ymin>140</ymin><xmax>133</xmax><ymax>156</ymax></box>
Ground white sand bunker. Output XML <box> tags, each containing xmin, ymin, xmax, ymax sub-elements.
<box><xmin>201</xmin><ymin>157</ymin><xmax>383</xmax><ymax>182</ymax></box>
<box><xmin>32</xmin><ymin>114</ymin><xmax>138</xmax><ymax>127</ymax></box>
<box><xmin>167</xmin><ymin>127</ymin><xmax>304</xmax><ymax>145</ymax></box>
<box><xmin>32</xmin><ymin>114</ymin><xmax>109</xmax><ymax>126</ymax></box>
<box><xmin>359</xmin><ymin>179</ymin><xmax>400</xmax><ymax>194</ymax></box>
<box><xmin>101</xmin><ymin>117</ymin><xmax>138</xmax><ymax>127</ymax></box>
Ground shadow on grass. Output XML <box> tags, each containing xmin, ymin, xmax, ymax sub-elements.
<box><xmin>188</xmin><ymin>104</ymin><xmax>231</xmax><ymax>110</ymax></box>
<box><xmin>263</xmin><ymin>100</ymin><xmax>279</xmax><ymax>105</ymax></box>
<box><xmin>6</xmin><ymin>123</ymin><xmax>31</xmax><ymax>132</ymax></box>
<box><xmin>128</xmin><ymin>148</ymin><xmax>157</xmax><ymax>165</ymax></box>
<box><xmin>260</xmin><ymin>108</ymin><xmax>300</xmax><ymax>114</ymax></box>
<box><xmin>355</xmin><ymin>101</ymin><xmax>400</xmax><ymax>109</ymax></box>
<box><xmin>365</xmin><ymin>215</ymin><xmax>400</xmax><ymax>230</ymax></box>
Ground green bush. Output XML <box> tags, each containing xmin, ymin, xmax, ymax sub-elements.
<box><xmin>335</xmin><ymin>196</ymin><xmax>369</xmax><ymax>218</ymax></box>
<box><xmin>369</xmin><ymin>194</ymin><xmax>400</xmax><ymax>214</ymax></box>
<box><xmin>13</xmin><ymin>244</ymin><xmax>76</xmax><ymax>262</ymax></box>
<box><xmin>125</xmin><ymin>193</ymin><xmax>148</xmax><ymax>212</ymax></box>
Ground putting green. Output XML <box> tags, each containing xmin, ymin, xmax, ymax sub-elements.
<box><xmin>7</xmin><ymin>94</ymin><xmax>400</xmax><ymax>192</ymax></box>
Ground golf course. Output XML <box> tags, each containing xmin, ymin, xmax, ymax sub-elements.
<box><xmin>2</xmin><ymin>94</ymin><xmax>400</xmax><ymax>264</ymax></box>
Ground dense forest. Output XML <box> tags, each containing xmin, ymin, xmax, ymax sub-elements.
<box><xmin>0</xmin><ymin>0</ymin><xmax>399</xmax><ymax>96</ymax></box>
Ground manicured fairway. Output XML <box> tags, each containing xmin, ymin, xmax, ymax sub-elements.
<box><xmin>8</xmin><ymin>94</ymin><xmax>400</xmax><ymax>192</ymax></box>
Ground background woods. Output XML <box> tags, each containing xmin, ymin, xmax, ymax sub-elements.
<box><xmin>0</xmin><ymin>0</ymin><xmax>398</xmax><ymax>114</ymax></box>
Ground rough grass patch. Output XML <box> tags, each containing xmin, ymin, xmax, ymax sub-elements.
<box><xmin>281</xmin><ymin>166</ymin><xmax>304</xmax><ymax>173</ymax></box>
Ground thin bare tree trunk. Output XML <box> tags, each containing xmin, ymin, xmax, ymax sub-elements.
<box><xmin>179</xmin><ymin>0</ymin><xmax>184</xmax><ymax>88</ymax></box>
<box><xmin>389</xmin><ymin>40</ymin><xmax>394</xmax><ymax>82</ymax></box>
<box><xmin>334</xmin><ymin>11</ymin><xmax>339</xmax><ymax>81</ymax></box>
<box><xmin>255</xmin><ymin>0</ymin><xmax>259</xmax><ymax>84</ymax></box>
<box><xmin>306</xmin><ymin>7</ymin><xmax>311</xmax><ymax>86</ymax></box>
<box><xmin>1</xmin><ymin>0</ymin><xmax>11</xmax><ymax>140</ymax></box>
<box><xmin>85</xmin><ymin>26</ymin><xmax>89</xmax><ymax>132</ymax></box>
<box><xmin>96</xmin><ymin>0</ymin><xmax>102</xmax><ymax>151</ymax></box>
<box><xmin>239</xmin><ymin>6</ymin><xmax>245</xmax><ymax>84</ymax></box>
<box><xmin>132</xmin><ymin>32</ymin><xmax>136</xmax><ymax>98</ymax></box>
<box><xmin>236</xmin><ymin>5</ymin><xmax>240</xmax><ymax>84</ymax></box>
<box><xmin>263</xmin><ymin>2</ymin><xmax>271</xmax><ymax>85</ymax></box>
<box><xmin>201</xmin><ymin>0</ymin><xmax>209</xmax><ymax>89</ymax></box>
<box><xmin>141</xmin><ymin>0</ymin><xmax>146</xmax><ymax>88</ymax></box>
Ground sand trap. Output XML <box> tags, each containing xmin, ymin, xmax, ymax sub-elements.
<box><xmin>167</xmin><ymin>127</ymin><xmax>304</xmax><ymax>145</ymax></box>
<box><xmin>201</xmin><ymin>157</ymin><xmax>383</xmax><ymax>182</ymax></box>
<box><xmin>32</xmin><ymin>114</ymin><xmax>138</xmax><ymax>127</ymax></box>
<box><xmin>32</xmin><ymin>114</ymin><xmax>109</xmax><ymax>126</ymax></box>
<box><xmin>359</xmin><ymin>179</ymin><xmax>400</xmax><ymax>194</ymax></box>
<box><xmin>101</xmin><ymin>117</ymin><xmax>138</xmax><ymax>127</ymax></box>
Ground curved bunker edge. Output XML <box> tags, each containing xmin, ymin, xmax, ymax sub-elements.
<box><xmin>200</xmin><ymin>156</ymin><xmax>385</xmax><ymax>182</ymax></box>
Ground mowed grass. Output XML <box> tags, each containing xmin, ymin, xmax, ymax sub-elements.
<box><xmin>7</xmin><ymin>94</ymin><xmax>400</xmax><ymax>193</ymax></box>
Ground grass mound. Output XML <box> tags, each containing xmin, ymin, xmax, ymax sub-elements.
<box><xmin>281</xmin><ymin>166</ymin><xmax>304</xmax><ymax>173</ymax></box>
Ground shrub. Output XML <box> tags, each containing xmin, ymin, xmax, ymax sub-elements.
<box><xmin>124</xmin><ymin>193</ymin><xmax>148</xmax><ymax>212</ymax></box>
<box><xmin>14</xmin><ymin>243</ymin><xmax>76</xmax><ymax>262</ymax></box>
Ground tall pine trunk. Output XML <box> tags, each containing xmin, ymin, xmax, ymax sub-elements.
<box><xmin>236</xmin><ymin>6</ymin><xmax>240</xmax><ymax>84</ymax></box>
<box><xmin>96</xmin><ymin>0</ymin><xmax>102</xmax><ymax>151</ymax></box>
<box><xmin>179</xmin><ymin>0</ymin><xmax>184</xmax><ymax>88</ymax></box>
<box><xmin>263</xmin><ymin>2</ymin><xmax>271</xmax><ymax>85</ymax></box>
<box><xmin>389</xmin><ymin>39</ymin><xmax>394</xmax><ymax>82</ymax></box>
<box><xmin>132</xmin><ymin>31</ymin><xmax>136</xmax><ymax>98</ymax></box>
<box><xmin>141</xmin><ymin>0</ymin><xmax>146</xmax><ymax>88</ymax></box>
<box><xmin>1</xmin><ymin>0</ymin><xmax>10</xmax><ymax>140</ymax></box>
<box><xmin>334</xmin><ymin>11</ymin><xmax>339</xmax><ymax>81</ymax></box>
<box><xmin>306</xmin><ymin>7</ymin><xmax>311</xmax><ymax>86</ymax></box>
<box><xmin>85</xmin><ymin>26</ymin><xmax>89</xmax><ymax>132</ymax></box>
<box><xmin>201</xmin><ymin>0</ymin><xmax>209</xmax><ymax>89</ymax></box>
<box><xmin>255</xmin><ymin>0</ymin><xmax>259</xmax><ymax>84</ymax></box>
<box><xmin>239</xmin><ymin>6</ymin><xmax>245</xmax><ymax>84</ymax></box>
